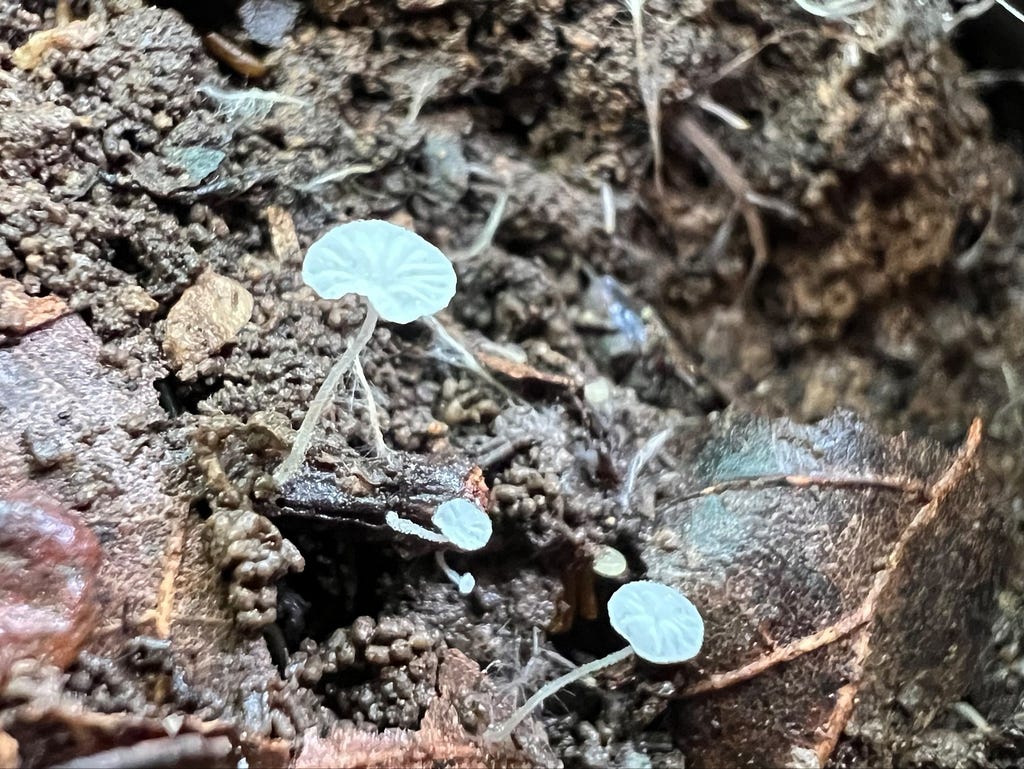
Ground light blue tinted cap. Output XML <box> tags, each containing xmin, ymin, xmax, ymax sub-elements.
<box><xmin>432</xmin><ymin>498</ymin><xmax>492</xmax><ymax>551</ymax></box>
<box><xmin>608</xmin><ymin>580</ymin><xmax>704</xmax><ymax>664</ymax></box>
<box><xmin>302</xmin><ymin>219</ymin><xmax>457</xmax><ymax>324</ymax></box>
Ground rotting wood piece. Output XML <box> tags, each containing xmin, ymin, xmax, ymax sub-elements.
<box><xmin>269</xmin><ymin>455</ymin><xmax>489</xmax><ymax>544</ymax></box>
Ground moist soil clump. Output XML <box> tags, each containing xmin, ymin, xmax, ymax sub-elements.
<box><xmin>2</xmin><ymin>1</ymin><xmax>1024</xmax><ymax>767</ymax></box>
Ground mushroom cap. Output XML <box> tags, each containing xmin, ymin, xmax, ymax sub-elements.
<box><xmin>608</xmin><ymin>580</ymin><xmax>704</xmax><ymax>665</ymax></box>
<box><xmin>592</xmin><ymin>544</ymin><xmax>628</xmax><ymax>579</ymax></box>
<box><xmin>432</xmin><ymin>499</ymin><xmax>492</xmax><ymax>551</ymax></box>
<box><xmin>302</xmin><ymin>220</ymin><xmax>457</xmax><ymax>324</ymax></box>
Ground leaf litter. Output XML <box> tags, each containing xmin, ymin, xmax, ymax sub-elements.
<box><xmin>1</xmin><ymin>0</ymin><xmax>1023</xmax><ymax>767</ymax></box>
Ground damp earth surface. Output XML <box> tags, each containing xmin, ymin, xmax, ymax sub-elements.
<box><xmin>2</xmin><ymin>1</ymin><xmax>1024</xmax><ymax>767</ymax></box>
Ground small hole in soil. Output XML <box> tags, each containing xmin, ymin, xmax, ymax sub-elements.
<box><xmin>154</xmin><ymin>373</ymin><xmax>223</xmax><ymax>416</ymax></box>
<box><xmin>106</xmin><ymin>237</ymin><xmax>147</xmax><ymax>278</ymax></box>
<box><xmin>952</xmin><ymin>6</ymin><xmax>1024</xmax><ymax>152</ymax></box>
<box><xmin>152</xmin><ymin>0</ymin><xmax>235</xmax><ymax>34</ymax></box>
<box><xmin>270</xmin><ymin>522</ymin><xmax>396</xmax><ymax>646</ymax></box>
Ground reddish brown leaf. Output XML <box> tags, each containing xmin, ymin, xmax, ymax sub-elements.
<box><xmin>0</xmin><ymin>487</ymin><xmax>101</xmax><ymax>681</ymax></box>
<box><xmin>0</xmin><ymin>278</ymin><xmax>69</xmax><ymax>338</ymax></box>
<box><xmin>0</xmin><ymin>316</ymin><xmax>291</xmax><ymax>754</ymax></box>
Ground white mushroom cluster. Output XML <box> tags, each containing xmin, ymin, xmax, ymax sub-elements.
<box><xmin>386</xmin><ymin>498</ymin><xmax>493</xmax><ymax>595</ymax></box>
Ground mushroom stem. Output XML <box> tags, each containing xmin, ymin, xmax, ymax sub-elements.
<box><xmin>483</xmin><ymin>646</ymin><xmax>634</xmax><ymax>743</ymax></box>
<box><xmin>274</xmin><ymin>305</ymin><xmax>380</xmax><ymax>485</ymax></box>
<box><xmin>435</xmin><ymin>550</ymin><xmax>475</xmax><ymax>595</ymax></box>
<box><xmin>352</xmin><ymin>355</ymin><xmax>390</xmax><ymax>458</ymax></box>
<box><xmin>384</xmin><ymin>511</ymin><xmax>449</xmax><ymax>544</ymax></box>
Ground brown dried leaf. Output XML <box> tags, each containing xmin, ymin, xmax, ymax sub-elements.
<box><xmin>0</xmin><ymin>316</ymin><xmax>287</xmax><ymax>756</ymax></box>
<box><xmin>0</xmin><ymin>486</ymin><xmax>101</xmax><ymax>681</ymax></box>
<box><xmin>1</xmin><ymin>700</ymin><xmax>288</xmax><ymax>768</ymax></box>
<box><xmin>641</xmin><ymin>411</ymin><xmax>999</xmax><ymax>768</ymax></box>
<box><xmin>295</xmin><ymin>650</ymin><xmax>536</xmax><ymax>769</ymax></box>
<box><xmin>11</xmin><ymin>18</ymin><xmax>102</xmax><ymax>70</ymax></box>
<box><xmin>266</xmin><ymin>205</ymin><xmax>301</xmax><ymax>265</ymax></box>
<box><xmin>163</xmin><ymin>270</ymin><xmax>254</xmax><ymax>380</ymax></box>
<box><xmin>0</xmin><ymin>278</ymin><xmax>69</xmax><ymax>338</ymax></box>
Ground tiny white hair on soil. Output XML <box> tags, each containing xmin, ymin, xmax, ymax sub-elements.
<box><xmin>197</xmin><ymin>83</ymin><xmax>309</xmax><ymax>122</ymax></box>
<box><xmin>793</xmin><ymin>0</ymin><xmax>874</xmax><ymax>19</ymax></box>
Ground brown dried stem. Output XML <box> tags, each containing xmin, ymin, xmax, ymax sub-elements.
<box><xmin>676</xmin><ymin>116</ymin><xmax>768</xmax><ymax>305</ymax></box>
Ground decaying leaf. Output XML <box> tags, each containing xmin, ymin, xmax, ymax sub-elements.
<box><xmin>638</xmin><ymin>410</ymin><xmax>1000</xmax><ymax>768</ymax></box>
<box><xmin>0</xmin><ymin>316</ymin><xmax>296</xmax><ymax>759</ymax></box>
<box><xmin>0</xmin><ymin>278</ymin><xmax>69</xmax><ymax>339</ymax></box>
<box><xmin>0</xmin><ymin>486</ymin><xmax>100</xmax><ymax>681</ymax></box>
<box><xmin>295</xmin><ymin>649</ymin><xmax>539</xmax><ymax>769</ymax></box>
<box><xmin>11</xmin><ymin>18</ymin><xmax>102</xmax><ymax>70</ymax></box>
<box><xmin>265</xmin><ymin>205</ymin><xmax>301</xmax><ymax>265</ymax></box>
<box><xmin>0</xmin><ymin>698</ymin><xmax>287</xmax><ymax>768</ymax></box>
<box><xmin>163</xmin><ymin>270</ymin><xmax>254</xmax><ymax>380</ymax></box>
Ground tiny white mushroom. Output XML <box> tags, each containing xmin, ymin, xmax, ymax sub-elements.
<box><xmin>432</xmin><ymin>498</ymin><xmax>492</xmax><ymax>551</ymax></box>
<box><xmin>435</xmin><ymin>551</ymin><xmax>476</xmax><ymax>595</ymax></box>
<box><xmin>607</xmin><ymin>580</ymin><xmax>704</xmax><ymax>665</ymax></box>
<box><xmin>275</xmin><ymin>220</ymin><xmax>457</xmax><ymax>484</ymax></box>
<box><xmin>592</xmin><ymin>544</ymin><xmax>628</xmax><ymax>580</ymax></box>
<box><xmin>301</xmin><ymin>220</ymin><xmax>456</xmax><ymax>325</ymax></box>
<box><xmin>385</xmin><ymin>499</ymin><xmax>492</xmax><ymax>596</ymax></box>
<box><xmin>484</xmin><ymin>580</ymin><xmax>703</xmax><ymax>742</ymax></box>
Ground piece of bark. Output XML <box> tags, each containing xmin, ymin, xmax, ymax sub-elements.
<box><xmin>270</xmin><ymin>456</ymin><xmax>488</xmax><ymax>541</ymax></box>
<box><xmin>0</xmin><ymin>278</ymin><xmax>69</xmax><ymax>339</ymax></box>
<box><xmin>639</xmin><ymin>410</ymin><xmax>1000</xmax><ymax>768</ymax></box>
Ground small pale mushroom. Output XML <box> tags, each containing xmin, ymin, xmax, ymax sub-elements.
<box><xmin>275</xmin><ymin>220</ymin><xmax>456</xmax><ymax>484</ymax></box>
<box><xmin>385</xmin><ymin>498</ymin><xmax>492</xmax><ymax>595</ymax></box>
<box><xmin>592</xmin><ymin>544</ymin><xmax>628</xmax><ymax>580</ymax></box>
<box><xmin>484</xmin><ymin>580</ymin><xmax>704</xmax><ymax>742</ymax></box>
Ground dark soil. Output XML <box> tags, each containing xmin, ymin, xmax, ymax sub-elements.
<box><xmin>2</xmin><ymin>0</ymin><xmax>1024</xmax><ymax>767</ymax></box>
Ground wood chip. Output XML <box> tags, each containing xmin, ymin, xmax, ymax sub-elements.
<box><xmin>11</xmin><ymin>18</ymin><xmax>102</xmax><ymax>70</ymax></box>
<box><xmin>163</xmin><ymin>270</ymin><xmax>254</xmax><ymax>379</ymax></box>
<box><xmin>265</xmin><ymin>205</ymin><xmax>300</xmax><ymax>264</ymax></box>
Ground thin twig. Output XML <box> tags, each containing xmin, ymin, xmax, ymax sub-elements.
<box><xmin>676</xmin><ymin>116</ymin><xmax>768</xmax><ymax>305</ymax></box>
<box><xmin>680</xmin><ymin>472</ymin><xmax>929</xmax><ymax>502</ymax></box>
